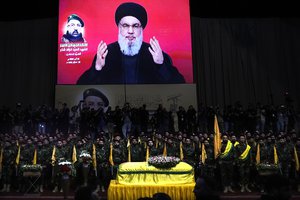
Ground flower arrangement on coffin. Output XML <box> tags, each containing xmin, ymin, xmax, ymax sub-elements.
<box><xmin>79</xmin><ymin>150</ymin><xmax>92</xmax><ymax>166</ymax></box>
<box><xmin>256</xmin><ymin>163</ymin><xmax>279</xmax><ymax>176</ymax></box>
<box><xmin>58</xmin><ymin>160</ymin><xmax>76</xmax><ymax>176</ymax></box>
<box><xmin>148</xmin><ymin>155</ymin><xmax>180</xmax><ymax>169</ymax></box>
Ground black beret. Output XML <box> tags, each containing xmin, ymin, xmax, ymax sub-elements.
<box><xmin>115</xmin><ymin>2</ymin><xmax>147</xmax><ymax>29</ymax></box>
<box><xmin>68</xmin><ymin>14</ymin><xmax>84</xmax><ymax>27</ymax></box>
<box><xmin>83</xmin><ymin>88</ymin><xmax>109</xmax><ymax>107</ymax></box>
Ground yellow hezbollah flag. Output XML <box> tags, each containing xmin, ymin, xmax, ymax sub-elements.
<box><xmin>256</xmin><ymin>143</ymin><xmax>260</xmax><ymax>165</ymax></box>
<box><xmin>179</xmin><ymin>141</ymin><xmax>184</xmax><ymax>160</ymax></box>
<box><xmin>146</xmin><ymin>146</ymin><xmax>149</xmax><ymax>162</ymax></box>
<box><xmin>294</xmin><ymin>146</ymin><xmax>300</xmax><ymax>171</ymax></box>
<box><xmin>72</xmin><ymin>145</ymin><xmax>77</xmax><ymax>164</ymax></box>
<box><xmin>163</xmin><ymin>142</ymin><xmax>167</xmax><ymax>157</ymax></box>
<box><xmin>109</xmin><ymin>143</ymin><xmax>114</xmax><ymax>166</ymax></box>
<box><xmin>92</xmin><ymin>144</ymin><xmax>97</xmax><ymax>170</ymax></box>
<box><xmin>214</xmin><ymin>115</ymin><xmax>222</xmax><ymax>159</ymax></box>
<box><xmin>32</xmin><ymin>148</ymin><xmax>37</xmax><ymax>165</ymax></box>
<box><xmin>51</xmin><ymin>145</ymin><xmax>56</xmax><ymax>166</ymax></box>
<box><xmin>274</xmin><ymin>146</ymin><xmax>278</xmax><ymax>165</ymax></box>
<box><xmin>15</xmin><ymin>145</ymin><xmax>20</xmax><ymax>165</ymax></box>
<box><xmin>201</xmin><ymin>143</ymin><xmax>207</xmax><ymax>164</ymax></box>
<box><xmin>127</xmin><ymin>139</ymin><xmax>131</xmax><ymax>162</ymax></box>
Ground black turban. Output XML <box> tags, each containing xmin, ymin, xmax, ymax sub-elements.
<box><xmin>83</xmin><ymin>88</ymin><xmax>109</xmax><ymax>107</ymax></box>
<box><xmin>68</xmin><ymin>14</ymin><xmax>84</xmax><ymax>27</ymax></box>
<box><xmin>115</xmin><ymin>2</ymin><xmax>148</xmax><ymax>29</ymax></box>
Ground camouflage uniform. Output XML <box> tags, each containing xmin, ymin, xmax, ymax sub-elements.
<box><xmin>155</xmin><ymin>139</ymin><xmax>164</xmax><ymax>155</ymax></box>
<box><xmin>218</xmin><ymin>137</ymin><xmax>235</xmax><ymax>193</ymax></box>
<box><xmin>95</xmin><ymin>140</ymin><xmax>110</xmax><ymax>191</ymax></box>
<box><xmin>128</xmin><ymin>138</ymin><xmax>144</xmax><ymax>162</ymax></box>
<box><xmin>277</xmin><ymin>137</ymin><xmax>293</xmax><ymax>179</ymax></box>
<box><xmin>247</xmin><ymin>137</ymin><xmax>258</xmax><ymax>189</ymax></box>
<box><xmin>182</xmin><ymin>139</ymin><xmax>196</xmax><ymax>167</ymax></box>
<box><xmin>255</xmin><ymin>138</ymin><xmax>272</xmax><ymax>192</ymax></box>
<box><xmin>234</xmin><ymin>136</ymin><xmax>252</xmax><ymax>192</ymax></box>
<box><xmin>38</xmin><ymin>140</ymin><xmax>52</xmax><ymax>192</ymax></box>
<box><xmin>0</xmin><ymin>142</ymin><xmax>16</xmax><ymax>192</ymax></box>
<box><xmin>18</xmin><ymin>142</ymin><xmax>35</xmax><ymax>193</ymax></box>
<box><xmin>111</xmin><ymin>140</ymin><xmax>126</xmax><ymax>179</ymax></box>
<box><xmin>165</xmin><ymin>139</ymin><xmax>179</xmax><ymax>157</ymax></box>
<box><xmin>73</xmin><ymin>141</ymin><xmax>88</xmax><ymax>189</ymax></box>
<box><xmin>147</xmin><ymin>140</ymin><xmax>160</xmax><ymax>157</ymax></box>
<box><xmin>52</xmin><ymin>141</ymin><xmax>71</xmax><ymax>192</ymax></box>
<box><xmin>265</xmin><ymin>137</ymin><xmax>277</xmax><ymax>163</ymax></box>
<box><xmin>200</xmin><ymin>140</ymin><xmax>216</xmax><ymax>180</ymax></box>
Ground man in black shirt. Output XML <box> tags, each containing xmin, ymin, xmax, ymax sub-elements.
<box><xmin>77</xmin><ymin>2</ymin><xmax>185</xmax><ymax>84</ymax></box>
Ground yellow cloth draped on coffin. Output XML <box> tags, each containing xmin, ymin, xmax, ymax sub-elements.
<box><xmin>117</xmin><ymin>161</ymin><xmax>194</xmax><ymax>185</ymax></box>
<box><xmin>108</xmin><ymin>180</ymin><xmax>196</xmax><ymax>200</ymax></box>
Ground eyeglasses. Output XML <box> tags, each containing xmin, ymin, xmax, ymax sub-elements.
<box><xmin>119</xmin><ymin>23</ymin><xmax>142</xmax><ymax>31</ymax></box>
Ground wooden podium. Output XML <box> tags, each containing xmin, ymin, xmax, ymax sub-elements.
<box><xmin>23</xmin><ymin>171</ymin><xmax>41</xmax><ymax>194</ymax></box>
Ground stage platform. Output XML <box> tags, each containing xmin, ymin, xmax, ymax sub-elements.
<box><xmin>2</xmin><ymin>192</ymin><xmax>300</xmax><ymax>200</ymax></box>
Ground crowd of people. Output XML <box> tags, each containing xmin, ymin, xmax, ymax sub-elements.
<box><xmin>0</xmin><ymin>100</ymin><xmax>299</xmax><ymax>198</ymax></box>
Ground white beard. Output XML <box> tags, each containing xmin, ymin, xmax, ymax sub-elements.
<box><xmin>118</xmin><ymin>32</ymin><xmax>143</xmax><ymax>56</ymax></box>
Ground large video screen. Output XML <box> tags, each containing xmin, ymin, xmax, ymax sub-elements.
<box><xmin>57</xmin><ymin>0</ymin><xmax>193</xmax><ymax>85</ymax></box>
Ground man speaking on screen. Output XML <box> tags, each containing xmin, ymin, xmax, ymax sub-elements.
<box><xmin>76</xmin><ymin>2</ymin><xmax>185</xmax><ymax>85</ymax></box>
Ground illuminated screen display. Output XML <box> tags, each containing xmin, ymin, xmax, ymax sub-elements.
<box><xmin>57</xmin><ymin>0</ymin><xmax>193</xmax><ymax>85</ymax></box>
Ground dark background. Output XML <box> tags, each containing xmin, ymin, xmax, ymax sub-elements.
<box><xmin>0</xmin><ymin>0</ymin><xmax>298</xmax><ymax>21</ymax></box>
<box><xmin>0</xmin><ymin>0</ymin><xmax>299</xmax><ymax>114</ymax></box>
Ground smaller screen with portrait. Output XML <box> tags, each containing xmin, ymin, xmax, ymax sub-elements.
<box><xmin>57</xmin><ymin>0</ymin><xmax>193</xmax><ymax>85</ymax></box>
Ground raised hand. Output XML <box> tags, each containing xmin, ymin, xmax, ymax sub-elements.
<box><xmin>148</xmin><ymin>36</ymin><xmax>164</xmax><ymax>64</ymax></box>
<box><xmin>95</xmin><ymin>40</ymin><xmax>108</xmax><ymax>71</ymax></box>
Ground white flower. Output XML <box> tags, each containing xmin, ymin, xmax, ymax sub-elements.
<box><xmin>58</xmin><ymin>161</ymin><xmax>72</xmax><ymax>165</ymax></box>
<box><xmin>148</xmin><ymin>155</ymin><xmax>180</xmax><ymax>168</ymax></box>
<box><xmin>79</xmin><ymin>152</ymin><xmax>91</xmax><ymax>158</ymax></box>
<box><xmin>21</xmin><ymin>164</ymin><xmax>43</xmax><ymax>171</ymax></box>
